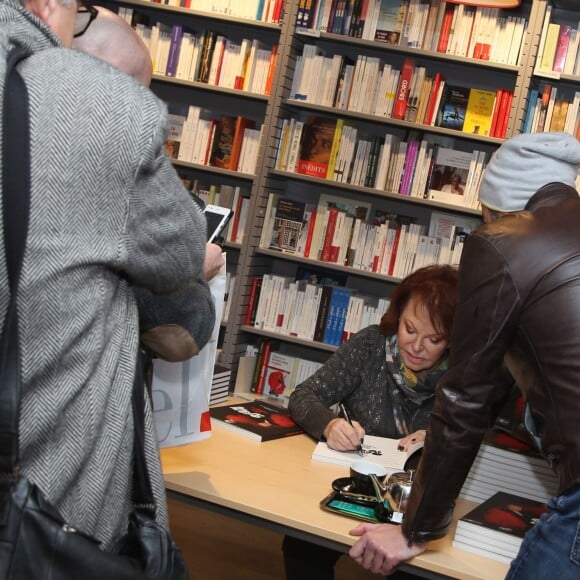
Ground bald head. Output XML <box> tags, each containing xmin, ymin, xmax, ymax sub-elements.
<box><xmin>72</xmin><ymin>7</ymin><xmax>152</xmax><ymax>86</ymax></box>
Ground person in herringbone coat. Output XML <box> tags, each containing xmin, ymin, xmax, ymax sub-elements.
<box><xmin>0</xmin><ymin>0</ymin><xmax>208</xmax><ymax>550</ymax></box>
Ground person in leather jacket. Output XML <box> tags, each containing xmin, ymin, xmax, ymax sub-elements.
<box><xmin>348</xmin><ymin>131</ymin><xmax>580</xmax><ymax>579</ymax></box>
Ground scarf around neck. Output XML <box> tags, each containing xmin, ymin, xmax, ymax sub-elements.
<box><xmin>384</xmin><ymin>334</ymin><xmax>448</xmax><ymax>436</ymax></box>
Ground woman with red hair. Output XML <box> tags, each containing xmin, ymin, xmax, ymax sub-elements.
<box><xmin>284</xmin><ymin>264</ymin><xmax>459</xmax><ymax>580</ymax></box>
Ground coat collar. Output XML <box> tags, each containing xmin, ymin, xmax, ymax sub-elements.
<box><xmin>525</xmin><ymin>182</ymin><xmax>579</xmax><ymax>212</ymax></box>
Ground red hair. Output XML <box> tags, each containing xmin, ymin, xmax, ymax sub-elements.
<box><xmin>379</xmin><ymin>265</ymin><xmax>459</xmax><ymax>341</ymax></box>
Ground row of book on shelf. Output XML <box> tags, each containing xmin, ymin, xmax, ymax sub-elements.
<box><xmin>133</xmin><ymin>20</ymin><xmax>279</xmax><ymax>96</ymax></box>
<box><xmin>522</xmin><ymin>83</ymin><xmax>580</xmax><ymax>138</ymax></box>
<box><xmin>290</xmin><ymin>48</ymin><xmax>513</xmax><ymax>139</ymax></box>
<box><xmin>245</xmin><ymin>271</ymin><xmax>391</xmax><ymax>348</ymax></box>
<box><xmin>276</xmin><ymin>117</ymin><xmax>488</xmax><ymax>209</ymax></box>
<box><xmin>118</xmin><ymin>0</ymin><xmax>283</xmax><ymax>24</ymax></box>
<box><xmin>297</xmin><ymin>0</ymin><xmax>527</xmax><ymax>67</ymax></box>
<box><xmin>166</xmin><ymin>107</ymin><xmax>262</xmax><ymax>173</ymax></box>
<box><xmin>258</xmin><ymin>190</ymin><xmax>480</xmax><ymax>273</ymax></box>
<box><xmin>534</xmin><ymin>5</ymin><xmax>580</xmax><ymax>77</ymax></box>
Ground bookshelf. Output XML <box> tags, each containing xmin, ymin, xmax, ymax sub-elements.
<box><xmin>105</xmin><ymin>0</ymin><xmax>571</xmax><ymax>393</ymax></box>
<box><xmin>523</xmin><ymin>0</ymin><xmax>580</xmax><ymax>135</ymax></box>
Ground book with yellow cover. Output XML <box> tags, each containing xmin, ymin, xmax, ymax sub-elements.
<box><xmin>462</xmin><ymin>89</ymin><xmax>497</xmax><ymax>137</ymax></box>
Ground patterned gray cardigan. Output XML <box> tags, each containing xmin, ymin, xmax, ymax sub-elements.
<box><xmin>289</xmin><ymin>325</ymin><xmax>436</xmax><ymax>440</ymax></box>
<box><xmin>0</xmin><ymin>2</ymin><xmax>207</xmax><ymax>548</ymax></box>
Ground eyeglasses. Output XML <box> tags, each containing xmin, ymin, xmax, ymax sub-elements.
<box><xmin>73</xmin><ymin>0</ymin><xmax>98</xmax><ymax>38</ymax></box>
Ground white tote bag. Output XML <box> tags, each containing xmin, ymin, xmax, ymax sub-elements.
<box><xmin>151</xmin><ymin>256</ymin><xmax>226</xmax><ymax>447</ymax></box>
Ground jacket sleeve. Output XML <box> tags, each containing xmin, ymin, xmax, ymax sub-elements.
<box><xmin>122</xmin><ymin>92</ymin><xmax>207</xmax><ymax>294</ymax></box>
<box><xmin>288</xmin><ymin>327</ymin><xmax>375</xmax><ymax>440</ymax></box>
<box><xmin>118</xmin><ymin>91</ymin><xmax>213</xmax><ymax>360</ymax></box>
<box><xmin>402</xmin><ymin>233</ymin><xmax>520</xmax><ymax>543</ymax></box>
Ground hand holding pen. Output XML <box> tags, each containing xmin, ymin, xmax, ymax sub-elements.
<box><xmin>339</xmin><ymin>403</ymin><xmax>365</xmax><ymax>456</ymax></box>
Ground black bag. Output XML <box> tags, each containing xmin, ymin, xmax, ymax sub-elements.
<box><xmin>0</xmin><ymin>45</ymin><xmax>187</xmax><ymax>580</ymax></box>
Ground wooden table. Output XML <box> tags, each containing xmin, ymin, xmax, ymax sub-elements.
<box><xmin>161</xmin><ymin>426</ymin><xmax>509</xmax><ymax>580</ymax></box>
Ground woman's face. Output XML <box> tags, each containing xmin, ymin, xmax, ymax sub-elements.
<box><xmin>397</xmin><ymin>295</ymin><xmax>448</xmax><ymax>378</ymax></box>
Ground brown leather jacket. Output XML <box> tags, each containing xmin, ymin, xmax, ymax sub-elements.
<box><xmin>402</xmin><ymin>183</ymin><xmax>580</xmax><ymax>543</ymax></box>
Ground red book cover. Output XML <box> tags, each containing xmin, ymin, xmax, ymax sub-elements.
<box><xmin>489</xmin><ymin>88</ymin><xmax>504</xmax><ymax>137</ymax></box>
<box><xmin>245</xmin><ymin>277</ymin><xmax>263</xmax><ymax>325</ymax></box>
<box><xmin>213</xmin><ymin>39</ymin><xmax>227</xmax><ymax>86</ymax></box>
<box><xmin>387</xmin><ymin>227</ymin><xmax>402</xmax><ymax>276</ymax></box>
<box><xmin>437</xmin><ymin>4</ymin><xmax>455</xmax><ymax>53</ymax></box>
<box><xmin>255</xmin><ymin>340</ymin><xmax>273</xmax><ymax>395</ymax></box>
<box><xmin>210</xmin><ymin>400</ymin><xmax>304</xmax><ymax>442</ymax></box>
<box><xmin>271</xmin><ymin>0</ymin><xmax>284</xmax><ymax>23</ymax></box>
<box><xmin>480</xmin><ymin>38</ymin><xmax>492</xmax><ymax>61</ymax></box>
<box><xmin>303</xmin><ymin>209</ymin><xmax>317</xmax><ymax>258</ymax></box>
<box><xmin>229</xmin><ymin>190</ymin><xmax>246</xmax><ymax>244</ymax></box>
<box><xmin>296</xmin><ymin>116</ymin><xmax>338</xmax><ymax>178</ymax></box>
<box><xmin>392</xmin><ymin>58</ymin><xmax>415</xmax><ymax>120</ymax></box>
<box><xmin>459</xmin><ymin>491</ymin><xmax>547</xmax><ymax>539</ymax></box>
<box><xmin>424</xmin><ymin>72</ymin><xmax>443</xmax><ymax>126</ymax></box>
<box><xmin>320</xmin><ymin>207</ymin><xmax>339</xmax><ymax>262</ymax></box>
<box><xmin>497</xmin><ymin>90</ymin><xmax>513</xmax><ymax>139</ymax></box>
<box><xmin>552</xmin><ymin>25</ymin><xmax>572</xmax><ymax>73</ymax></box>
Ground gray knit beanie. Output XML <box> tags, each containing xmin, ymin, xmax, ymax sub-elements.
<box><xmin>479</xmin><ymin>132</ymin><xmax>580</xmax><ymax>212</ymax></box>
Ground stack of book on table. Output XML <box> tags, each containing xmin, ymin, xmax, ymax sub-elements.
<box><xmin>209</xmin><ymin>365</ymin><xmax>231</xmax><ymax>406</ymax></box>
<box><xmin>459</xmin><ymin>428</ymin><xmax>558</xmax><ymax>505</ymax></box>
<box><xmin>453</xmin><ymin>491</ymin><xmax>547</xmax><ymax>563</ymax></box>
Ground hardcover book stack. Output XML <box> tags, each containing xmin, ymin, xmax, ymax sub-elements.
<box><xmin>209</xmin><ymin>365</ymin><xmax>232</xmax><ymax>406</ymax></box>
<box><xmin>459</xmin><ymin>429</ymin><xmax>559</xmax><ymax>505</ymax></box>
<box><xmin>453</xmin><ymin>491</ymin><xmax>547</xmax><ymax>563</ymax></box>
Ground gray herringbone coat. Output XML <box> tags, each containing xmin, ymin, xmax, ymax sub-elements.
<box><xmin>0</xmin><ymin>1</ymin><xmax>207</xmax><ymax>548</ymax></box>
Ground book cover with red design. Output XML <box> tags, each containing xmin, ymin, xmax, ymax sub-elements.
<box><xmin>296</xmin><ymin>116</ymin><xmax>338</xmax><ymax>178</ymax></box>
<box><xmin>210</xmin><ymin>400</ymin><xmax>303</xmax><ymax>442</ymax></box>
<box><xmin>392</xmin><ymin>58</ymin><xmax>415</xmax><ymax>120</ymax></box>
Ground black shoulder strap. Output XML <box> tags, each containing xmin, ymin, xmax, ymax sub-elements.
<box><xmin>0</xmin><ymin>45</ymin><xmax>31</xmax><ymax>474</ymax></box>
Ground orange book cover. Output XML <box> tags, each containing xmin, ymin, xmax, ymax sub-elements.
<box><xmin>228</xmin><ymin>116</ymin><xmax>256</xmax><ymax>171</ymax></box>
<box><xmin>264</xmin><ymin>45</ymin><xmax>279</xmax><ymax>96</ymax></box>
<box><xmin>535</xmin><ymin>84</ymin><xmax>552</xmax><ymax>133</ymax></box>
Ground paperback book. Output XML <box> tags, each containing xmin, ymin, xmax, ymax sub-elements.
<box><xmin>435</xmin><ymin>85</ymin><xmax>470</xmax><ymax>131</ymax></box>
<box><xmin>210</xmin><ymin>400</ymin><xmax>304</xmax><ymax>442</ymax></box>
<box><xmin>426</xmin><ymin>147</ymin><xmax>472</xmax><ymax>206</ymax></box>
<box><xmin>312</xmin><ymin>434</ymin><xmax>423</xmax><ymax>473</ymax></box>
<box><xmin>268</xmin><ymin>198</ymin><xmax>306</xmax><ymax>254</ymax></box>
<box><xmin>296</xmin><ymin>116</ymin><xmax>338</xmax><ymax>178</ymax></box>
